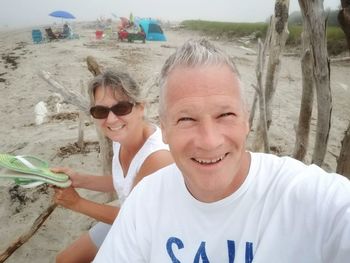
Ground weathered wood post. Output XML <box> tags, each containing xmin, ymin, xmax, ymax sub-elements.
<box><xmin>252</xmin><ymin>0</ymin><xmax>289</xmax><ymax>152</ymax></box>
<box><xmin>86</xmin><ymin>56</ymin><xmax>114</xmax><ymax>179</ymax></box>
<box><xmin>298</xmin><ymin>0</ymin><xmax>332</xmax><ymax>166</ymax></box>
<box><xmin>254</xmin><ymin>39</ymin><xmax>270</xmax><ymax>153</ymax></box>
<box><xmin>264</xmin><ymin>0</ymin><xmax>290</xmax><ymax>129</ymax></box>
<box><xmin>293</xmin><ymin>29</ymin><xmax>314</xmax><ymax>161</ymax></box>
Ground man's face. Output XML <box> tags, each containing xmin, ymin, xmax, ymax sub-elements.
<box><xmin>161</xmin><ymin>64</ymin><xmax>250</xmax><ymax>202</ymax></box>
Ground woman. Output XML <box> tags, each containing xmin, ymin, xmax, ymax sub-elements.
<box><xmin>53</xmin><ymin>70</ymin><xmax>173</xmax><ymax>263</ymax></box>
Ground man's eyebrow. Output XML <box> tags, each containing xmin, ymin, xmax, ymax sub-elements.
<box><xmin>215</xmin><ymin>104</ymin><xmax>238</xmax><ymax>111</ymax></box>
<box><xmin>173</xmin><ymin>106</ymin><xmax>196</xmax><ymax>115</ymax></box>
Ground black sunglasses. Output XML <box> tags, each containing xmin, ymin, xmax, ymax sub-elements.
<box><xmin>90</xmin><ymin>101</ymin><xmax>136</xmax><ymax>119</ymax></box>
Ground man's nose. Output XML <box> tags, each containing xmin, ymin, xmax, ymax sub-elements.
<box><xmin>197</xmin><ymin>119</ymin><xmax>224</xmax><ymax>150</ymax></box>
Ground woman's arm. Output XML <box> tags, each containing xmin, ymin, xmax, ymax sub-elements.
<box><xmin>51</xmin><ymin>167</ymin><xmax>115</xmax><ymax>192</ymax></box>
<box><xmin>75</xmin><ymin>174</ymin><xmax>115</xmax><ymax>192</ymax></box>
<box><xmin>132</xmin><ymin>149</ymin><xmax>173</xmax><ymax>188</ymax></box>
<box><xmin>54</xmin><ymin>186</ymin><xmax>119</xmax><ymax>224</ymax></box>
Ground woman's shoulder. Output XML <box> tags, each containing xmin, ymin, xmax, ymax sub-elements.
<box><xmin>144</xmin><ymin>125</ymin><xmax>168</xmax><ymax>149</ymax></box>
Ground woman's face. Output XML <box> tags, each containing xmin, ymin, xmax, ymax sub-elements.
<box><xmin>93</xmin><ymin>85</ymin><xmax>144</xmax><ymax>143</ymax></box>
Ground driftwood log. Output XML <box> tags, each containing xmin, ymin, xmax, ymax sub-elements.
<box><xmin>77</xmin><ymin>80</ymin><xmax>85</xmax><ymax>149</ymax></box>
<box><xmin>256</xmin><ymin>39</ymin><xmax>270</xmax><ymax>153</ymax></box>
<box><xmin>249</xmin><ymin>16</ymin><xmax>273</xmax><ymax>132</ymax></box>
<box><xmin>248</xmin><ymin>92</ymin><xmax>258</xmax><ymax>130</ymax></box>
<box><xmin>39</xmin><ymin>71</ymin><xmax>90</xmax><ymax>114</ymax></box>
<box><xmin>252</xmin><ymin>0</ymin><xmax>290</xmax><ymax>152</ymax></box>
<box><xmin>252</xmin><ymin>40</ymin><xmax>270</xmax><ymax>153</ymax></box>
<box><xmin>0</xmin><ymin>204</ymin><xmax>57</xmax><ymax>263</ymax></box>
<box><xmin>87</xmin><ymin>55</ymin><xmax>102</xmax><ymax>76</ymax></box>
<box><xmin>298</xmin><ymin>0</ymin><xmax>332</xmax><ymax>166</ymax></box>
<box><xmin>86</xmin><ymin>56</ymin><xmax>114</xmax><ymax>179</ymax></box>
<box><xmin>293</xmin><ymin>30</ymin><xmax>314</xmax><ymax>161</ymax></box>
<box><xmin>264</xmin><ymin>0</ymin><xmax>290</xmax><ymax>129</ymax></box>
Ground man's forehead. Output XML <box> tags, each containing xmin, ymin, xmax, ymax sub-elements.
<box><xmin>165</xmin><ymin>66</ymin><xmax>240</xmax><ymax>97</ymax></box>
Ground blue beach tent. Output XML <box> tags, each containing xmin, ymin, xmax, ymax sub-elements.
<box><xmin>138</xmin><ymin>19</ymin><xmax>166</xmax><ymax>41</ymax></box>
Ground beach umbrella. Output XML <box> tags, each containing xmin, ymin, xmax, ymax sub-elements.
<box><xmin>49</xmin><ymin>11</ymin><xmax>76</xmax><ymax>19</ymax></box>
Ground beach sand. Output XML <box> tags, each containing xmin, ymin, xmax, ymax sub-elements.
<box><xmin>0</xmin><ymin>22</ymin><xmax>349</xmax><ymax>262</ymax></box>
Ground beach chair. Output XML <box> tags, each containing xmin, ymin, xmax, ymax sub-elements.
<box><xmin>104</xmin><ymin>26</ymin><xmax>115</xmax><ymax>39</ymax></box>
<box><xmin>95</xmin><ymin>30</ymin><xmax>103</xmax><ymax>40</ymax></box>
<box><xmin>64</xmin><ymin>25</ymin><xmax>80</xmax><ymax>40</ymax></box>
<box><xmin>31</xmin><ymin>29</ymin><xmax>43</xmax><ymax>44</ymax></box>
<box><xmin>45</xmin><ymin>27</ymin><xmax>59</xmax><ymax>41</ymax></box>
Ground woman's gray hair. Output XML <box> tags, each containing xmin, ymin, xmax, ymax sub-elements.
<box><xmin>158</xmin><ymin>38</ymin><xmax>245</xmax><ymax>118</ymax></box>
<box><xmin>88</xmin><ymin>69</ymin><xmax>144</xmax><ymax>107</ymax></box>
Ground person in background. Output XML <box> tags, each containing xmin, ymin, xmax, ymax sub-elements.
<box><xmin>61</xmin><ymin>23</ymin><xmax>72</xmax><ymax>38</ymax></box>
<box><xmin>94</xmin><ymin>39</ymin><xmax>350</xmax><ymax>262</ymax></box>
<box><xmin>53</xmin><ymin>69</ymin><xmax>173</xmax><ymax>263</ymax></box>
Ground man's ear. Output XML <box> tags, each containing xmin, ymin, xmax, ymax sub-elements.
<box><xmin>160</xmin><ymin>120</ymin><xmax>168</xmax><ymax>144</ymax></box>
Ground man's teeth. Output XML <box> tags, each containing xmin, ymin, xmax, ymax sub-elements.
<box><xmin>194</xmin><ymin>155</ymin><xmax>226</xmax><ymax>164</ymax></box>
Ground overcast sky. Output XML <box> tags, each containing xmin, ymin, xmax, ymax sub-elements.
<box><xmin>0</xmin><ymin>0</ymin><xmax>341</xmax><ymax>28</ymax></box>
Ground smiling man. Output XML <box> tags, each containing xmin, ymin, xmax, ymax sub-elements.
<box><xmin>159</xmin><ymin>61</ymin><xmax>250</xmax><ymax>203</ymax></box>
<box><xmin>94</xmin><ymin>39</ymin><xmax>350</xmax><ymax>263</ymax></box>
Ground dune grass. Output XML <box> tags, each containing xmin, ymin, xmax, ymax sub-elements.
<box><xmin>181</xmin><ymin>20</ymin><xmax>347</xmax><ymax>56</ymax></box>
<box><xmin>181</xmin><ymin>20</ymin><xmax>268</xmax><ymax>38</ymax></box>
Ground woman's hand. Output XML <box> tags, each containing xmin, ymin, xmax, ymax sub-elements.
<box><xmin>51</xmin><ymin>167</ymin><xmax>113</xmax><ymax>192</ymax></box>
<box><xmin>53</xmin><ymin>186</ymin><xmax>81</xmax><ymax>211</ymax></box>
<box><xmin>50</xmin><ymin>167</ymin><xmax>82</xmax><ymax>188</ymax></box>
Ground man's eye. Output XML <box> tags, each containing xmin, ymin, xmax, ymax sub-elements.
<box><xmin>177</xmin><ymin>117</ymin><xmax>194</xmax><ymax>123</ymax></box>
<box><xmin>219</xmin><ymin>112</ymin><xmax>236</xmax><ymax>118</ymax></box>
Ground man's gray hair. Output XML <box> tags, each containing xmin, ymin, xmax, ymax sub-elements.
<box><xmin>88</xmin><ymin>69</ymin><xmax>145</xmax><ymax>107</ymax></box>
<box><xmin>158</xmin><ymin>38</ymin><xmax>244</xmax><ymax>117</ymax></box>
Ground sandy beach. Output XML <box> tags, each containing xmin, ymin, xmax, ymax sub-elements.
<box><xmin>0</xmin><ymin>22</ymin><xmax>349</xmax><ymax>262</ymax></box>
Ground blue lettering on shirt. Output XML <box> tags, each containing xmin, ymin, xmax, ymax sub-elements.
<box><xmin>194</xmin><ymin>242</ymin><xmax>209</xmax><ymax>263</ymax></box>
<box><xmin>227</xmin><ymin>240</ymin><xmax>235</xmax><ymax>263</ymax></box>
<box><xmin>166</xmin><ymin>237</ymin><xmax>184</xmax><ymax>263</ymax></box>
<box><xmin>166</xmin><ymin>237</ymin><xmax>253</xmax><ymax>262</ymax></box>
<box><xmin>245</xmin><ymin>242</ymin><xmax>253</xmax><ymax>263</ymax></box>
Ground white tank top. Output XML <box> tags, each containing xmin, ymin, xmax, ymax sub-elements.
<box><xmin>112</xmin><ymin>126</ymin><xmax>169</xmax><ymax>204</ymax></box>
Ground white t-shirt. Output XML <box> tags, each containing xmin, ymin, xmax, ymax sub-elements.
<box><xmin>95</xmin><ymin>152</ymin><xmax>350</xmax><ymax>263</ymax></box>
<box><xmin>112</xmin><ymin>126</ymin><xmax>168</xmax><ymax>204</ymax></box>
